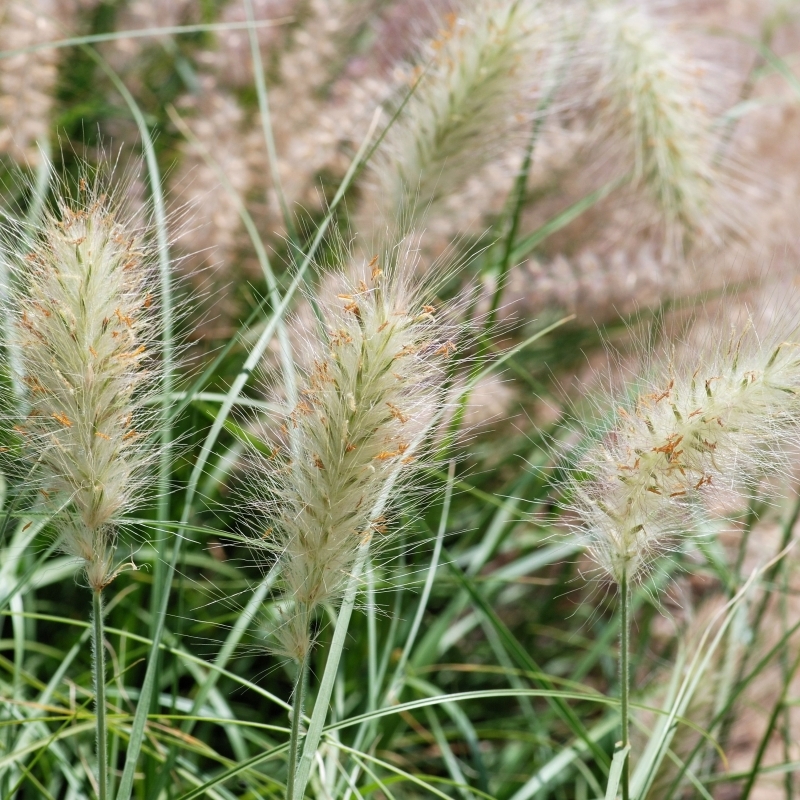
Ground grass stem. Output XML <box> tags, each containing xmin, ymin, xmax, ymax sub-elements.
<box><xmin>620</xmin><ymin>570</ymin><xmax>631</xmax><ymax>800</ymax></box>
<box><xmin>286</xmin><ymin>647</ymin><xmax>309</xmax><ymax>800</ymax></box>
<box><xmin>92</xmin><ymin>589</ymin><xmax>108</xmax><ymax>800</ymax></box>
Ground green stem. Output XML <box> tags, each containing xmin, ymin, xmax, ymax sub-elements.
<box><xmin>293</xmin><ymin>545</ymin><xmax>370</xmax><ymax>798</ymax></box>
<box><xmin>286</xmin><ymin>649</ymin><xmax>310</xmax><ymax>800</ymax></box>
<box><xmin>781</xmin><ymin>557</ymin><xmax>793</xmax><ymax>800</ymax></box>
<box><xmin>619</xmin><ymin>571</ymin><xmax>631</xmax><ymax>800</ymax></box>
<box><xmin>92</xmin><ymin>589</ymin><xmax>108</xmax><ymax>800</ymax></box>
<box><xmin>485</xmin><ymin>116</ymin><xmax>540</xmax><ymax>332</ymax></box>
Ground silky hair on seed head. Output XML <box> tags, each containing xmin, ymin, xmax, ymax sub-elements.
<box><xmin>372</xmin><ymin>0</ymin><xmax>554</xmax><ymax>233</ymax></box>
<box><xmin>563</xmin><ymin>304</ymin><xmax>800</xmax><ymax>586</ymax></box>
<box><xmin>591</xmin><ymin>2</ymin><xmax>723</xmax><ymax>246</ymax></box>
<box><xmin>7</xmin><ymin>173</ymin><xmax>162</xmax><ymax>591</ymax></box>
<box><xmin>248</xmin><ymin>237</ymin><xmax>458</xmax><ymax>661</ymax></box>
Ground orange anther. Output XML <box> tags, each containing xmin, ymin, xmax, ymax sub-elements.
<box><xmin>434</xmin><ymin>341</ymin><xmax>456</xmax><ymax>357</ymax></box>
<box><xmin>387</xmin><ymin>402</ymin><xmax>408</xmax><ymax>423</ymax></box>
<box><xmin>395</xmin><ymin>344</ymin><xmax>417</xmax><ymax>359</ymax></box>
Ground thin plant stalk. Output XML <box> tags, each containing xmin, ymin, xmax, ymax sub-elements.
<box><xmin>286</xmin><ymin>647</ymin><xmax>310</xmax><ymax>800</ymax></box>
<box><xmin>486</xmin><ymin>37</ymin><xmax>574</xmax><ymax>331</ymax></box>
<box><xmin>781</xmin><ymin>560</ymin><xmax>793</xmax><ymax>800</ymax></box>
<box><xmin>293</xmin><ymin>543</ymin><xmax>370</xmax><ymax>799</ymax></box>
<box><xmin>243</xmin><ymin>0</ymin><xmax>296</xmax><ymax>244</ymax></box>
<box><xmin>93</xmin><ymin>589</ymin><xmax>108</xmax><ymax>800</ymax></box>
<box><xmin>619</xmin><ymin>570</ymin><xmax>631</xmax><ymax>800</ymax></box>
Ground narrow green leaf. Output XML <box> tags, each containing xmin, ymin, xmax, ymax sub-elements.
<box><xmin>605</xmin><ymin>745</ymin><xmax>631</xmax><ymax>800</ymax></box>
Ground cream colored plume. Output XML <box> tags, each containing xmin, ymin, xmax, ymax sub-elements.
<box><xmin>253</xmin><ymin>246</ymin><xmax>455</xmax><ymax>660</ymax></box>
<box><xmin>594</xmin><ymin>3</ymin><xmax>719</xmax><ymax>241</ymax></box>
<box><xmin>11</xmin><ymin>184</ymin><xmax>159</xmax><ymax>591</ymax></box>
<box><xmin>374</xmin><ymin>0</ymin><xmax>551</xmax><ymax>230</ymax></box>
<box><xmin>569</xmin><ymin>319</ymin><xmax>800</xmax><ymax>584</ymax></box>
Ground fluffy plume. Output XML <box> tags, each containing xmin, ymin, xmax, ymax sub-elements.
<box><xmin>0</xmin><ymin>0</ymin><xmax>62</xmax><ymax>163</ymax></box>
<box><xmin>171</xmin><ymin>81</ymin><xmax>253</xmax><ymax>272</ymax></box>
<box><xmin>568</xmin><ymin>319</ymin><xmax>800</xmax><ymax>584</ymax></box>
<box><xmin>10</xmin><ymin>183</ymin><xmax>159</xmax><ymax>591</ymax></box>
<box><xmin>373</xmin><ymin>0</ymin><xmax>550</xmax><ymax>229</ymax></box>
<box><xmin>593</xmin><ymin>3</ymin><xmax>719</xmax><ymax>241</ymax></box>
<box><xmin>253</xmin><ymin>246</ymin><xmax>455</xmax><ymax>660</ymax></box>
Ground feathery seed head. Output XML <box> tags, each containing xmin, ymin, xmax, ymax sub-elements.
<box><xmin>11</xmin><ymin>182</ymin><xmax>159</xmax><ymax>591</ymax></box>
<box><xmin>594</xmin><ymin>3</ymin><xmax>718</xmax><ymax>243</ymax></box>
<box><xmin>568</xmin><ymin>319</ymin><xmax>800</xmax><ymax>585</ymax></box>
<box><xmin>375</xmin><ymin>0</ymin><xmax>551</xmax><ymax>230</ymax></box>
<box><xmin>253</xmin><ymin>246</ymin><xmax>455</xmax><ymax>659</ymax></box>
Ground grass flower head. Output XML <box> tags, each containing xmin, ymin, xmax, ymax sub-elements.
<box><xmin>11</xmin><ymin>180</ymin><xmax>159</xmax><ymax>591</ymax></box>
<box><xmin>253</xmin><ymin>244</ymin><xmax>455</xmax><ymax>660</ymax></box>
<box><xmin>375</xmin><ymin>0</ymin><xmax>550</xmax><ymax>229</ymax></box>
<box><xmin>569</xmin><ymin>318</ymin><xmax>800</xmax><ymax>585</ymax></box>
<box><xmin>594</xmin><ymin>3</ymin><xmax>719</xmax><ymax>243</ymax></box>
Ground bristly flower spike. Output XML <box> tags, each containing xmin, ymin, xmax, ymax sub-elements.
<box><xmin>12</xmin><ymin>180</ymin><xmax>159</xmax><ymax>592</ymax></box>
<box><xmin>253</xmin><ymin>245</ymin><xmax>455</xmax><ymax>662</ymax></box>
<box><xmin>569</xmin><ymin>320</ymin><xmax>800</xmax><ymax>586</ymax></box>
<box><xmin>7</xmin><ymin>174</ymin><xmax>162</xmax><ymax>800</ymax></box>
<box><xmin>594</xmin><ymin>3</ymin><xmax>719</xmax><ymax>246</ymax></box>
<box><xmin>564</xmin><ymin>314</ymin><xmax>800</xmax><ymax>800</ymax></box>
<box><xmin>376</xmin><ymin>0</ymin><xmax>550</xmax><ymax>231</ymax></box>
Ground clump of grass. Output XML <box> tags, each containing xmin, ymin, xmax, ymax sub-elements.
<box><xmin>3</xmin><ymin>3</ymin><xmax>800</xmax><ymax>798</ymax></box>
